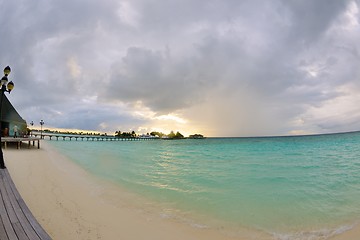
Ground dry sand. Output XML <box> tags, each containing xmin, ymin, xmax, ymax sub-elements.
<box><xmin>3</xmin><ymin>141</ymin><xmax>360</xmax><ymax>240</ymax></box>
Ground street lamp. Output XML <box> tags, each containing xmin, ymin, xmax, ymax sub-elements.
<box><xmin>29</xmin><ymin>121</ymin><xmax>34</xmax><ymax>136</ymax></box>
<box><xmin>0</xmin><ymin>66</ymin><xmax>15</xmax><ymax>169</ymax></box>
<box><xmin>40</xmin><ymin>120</ymin><xmax>44</xmax><ymax>139</ymax></box>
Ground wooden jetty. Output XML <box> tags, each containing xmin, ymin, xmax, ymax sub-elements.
<box><xmin>31</xmin><ymin>133</ymin><xmax>158</xmax><ymax>142</ymax></box>
<box><xmin>0</xmin><ymin>168</ymin><xmax>52</xmax><ymax>240</ymax></box>
<box><xmin>1</xmin><ymin>137</ymin><xmax>41</xmax><ymax>149</ymax></box>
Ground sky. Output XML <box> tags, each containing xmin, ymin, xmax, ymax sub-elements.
<box><xmin>1</xmin><ymin>0</ymin><xmax>360</xmax><ymax>137</ymax></box>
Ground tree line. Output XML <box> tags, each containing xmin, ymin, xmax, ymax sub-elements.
<box><xmin>115</xmin><ymin>131</ymin><xmax>136</xmax><ymax>138</ymax></box>
<box><xmin>115</xmin><ymin>130</ymin><xmax>184</xmax><ymax>139</ymax></box>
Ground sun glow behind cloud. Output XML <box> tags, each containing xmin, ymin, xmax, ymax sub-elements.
<box><xmin>155</xmin><ymin>114</ymin><xmax>187</xmax><ymax>124</ymax></box>
<box><xmin>67</xmin><ymin>57</ymin><xmax>82</xmax><ymax>78</ymax></box>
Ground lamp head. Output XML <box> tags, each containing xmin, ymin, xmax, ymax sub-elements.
<box><xmin>7</xmin><ymin>81</ymin><xmax>14</xmax><ymax>93</ymax></box>
<box><xmin>3</xmin><ymin>66</ymin><xmax>11</xmax><ymax>76</ymax></box>
<box><xmin>1</xmin><ymin>76</ymin><xmax>8</xmax><ymax>86</ymax></box>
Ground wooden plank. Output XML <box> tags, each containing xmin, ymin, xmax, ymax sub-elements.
<box><xmin>0</xmin><ymin>171</ymin><xmax>18</xmax><ymax>240</ymax></box>
<box><xmin>0</xmin><ymin>215</ymin><xmax>10</xmax><ymax>240</ymax></box>
<box><xmin>12</xmin><ymin>222</ymin><xmax>28</xmax><ymax>240</ymax></box>
<box><xmin>3</xmin><ymin>172</ymin><xmax>40</xmax><ymax>240</ymax></box>
<box><xmin>1</xmin><ymin>174</ymin><xmax>28</xmax><ymax>240</ymax></box>
<box><xmin>2</xmin><ymin>171</ymin><xmax>21</xmax><ymax>200</ymax></box>
<box><xmin>4</xmin><ymin>170</ymin><xmax>51</xmax><ymax>240</ymax></box>
<box><xmin>1</xmin><ymin>175</ymin><xmax>20</xmax><ymax>224</ymax></box>
<box><xmin>18</xmin><ymin>199</ymin><xmax>51</xmax><ymax>240</ymax></box>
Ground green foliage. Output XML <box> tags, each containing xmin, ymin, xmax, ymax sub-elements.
<box><xmin>166</xmin><ymin>131</ymin><xmax>184</xmax><ymax>139</ymax></box>
<box><xmin>175</xmin><ymin>131</ymin><xmax>184</xmax><ymax>139</ymax></box>
<box><xmin>150</xmin><ymin>131</ymin><xmax>164</xmax><ymax>137</ymax></box>
<box><xmin>168</xmin><ymin>131</ymin><xmax>176</xmax><ymax>138</ymax></box>
<box><xmin>115</xmin><ymin>130</ymin><xmax>136</xmax><ymax>138</ymax></box>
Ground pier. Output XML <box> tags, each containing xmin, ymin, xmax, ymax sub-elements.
<box><xmin>0</xmin><ymin>168</ymin><xmax>52</xmax><ymax>240</ymax></box>
<box><xmin>1</xmin><ymin>137</ymin><xmax>41</xmax><ymax>149</ymax></box>
<box><xmin>31</xmin><ymin>133</ymin><xmax>158</xmax><ymax>142</ymax></box>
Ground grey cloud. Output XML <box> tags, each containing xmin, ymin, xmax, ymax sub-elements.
<box><xmin>282</xmin><ymin>0</ymin><xmax>349</xmax><ymax>43</ymax></box>
<box><xmin>103</xmin><ymin>46</ymin><xmax>213</xmax><ymax>113</ymax></box>
<box><xmin>1</xmin><ymin>0</ymin><xmax>360</xmax><ymax>136</ymax></box>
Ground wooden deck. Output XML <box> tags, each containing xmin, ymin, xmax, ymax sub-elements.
<box><xmin>0</xmin><ymin>168</ymin><xmax>51</xmax><ymax>240</ymax></box>
<box><xmin>1</xmin><ymin>138</ymin><xmax>41</xmax><ymax>149</ymax></box>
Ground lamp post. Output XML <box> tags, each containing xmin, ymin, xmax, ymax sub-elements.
<box><xmin>0</xmin><ymin>66</ymin><xmax>14</xmax><ymax>169</ymax></box>
<box><xmin>40</xmin><ymin>120</ymin><xmax>44</xmax><ymax>139</ymax></box>
<box><xmin>30</xmin><ymin>121</ymin><xmax>34</xmax><ymax>136</ymax></box>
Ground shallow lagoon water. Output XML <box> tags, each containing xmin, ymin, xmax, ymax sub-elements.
<box><xmin>48</xmin><ymin>132</ymin><xmax>360</xmax><ymax>239</ymax></box>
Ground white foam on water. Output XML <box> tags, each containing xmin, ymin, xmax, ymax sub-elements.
<box><xmin>159</xmin><ymin>209</ymin><xmax>210</xmax><ymax>229</ymax></box>
<box><xmin>271</xmin><ymin>223</ymin><xmax>356</xmax><ymax>240</ymax></box>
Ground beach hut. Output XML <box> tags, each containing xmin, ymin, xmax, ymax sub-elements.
<box><xmin>0</xmin><ymin>95</ymin><xmax>27</xmax><ymax>137</ymax></box>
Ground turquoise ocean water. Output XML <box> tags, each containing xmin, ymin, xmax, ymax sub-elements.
<box><xmin>47</xmin><ymin>131</ymin><xmax>360</xmax><ymax>239</ymax></box>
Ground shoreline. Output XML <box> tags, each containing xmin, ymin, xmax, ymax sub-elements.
<box><xmin>3</xmin><ymin>142</ymin><xmax>268</xmax><ymax>240</ymax></box>
<box><xmin>3</xmin><ymin>142</ymin><xmax>360</xmax><ymax>240</ymax></box>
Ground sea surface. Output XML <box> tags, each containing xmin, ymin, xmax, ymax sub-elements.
<box><xmin>47</xmin><ymin>132</ymin><xmax>360</xmax><ymax>239</ymax></box>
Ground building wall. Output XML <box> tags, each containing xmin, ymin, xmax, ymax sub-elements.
<box><xmin>1</xmin><ymin>95</ymin><xmax>27</xmax><ymax>137</ymax></box>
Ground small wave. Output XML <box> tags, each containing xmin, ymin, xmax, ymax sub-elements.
<box><xmin>159</xmin><ymin>211</ymin><xmax>209</xmax><ymax>229</ymax></box>
<box><xmin>190</xmin><ymin>223</ymin><xmax>209</xmax><ymax>229</ymax></box>
<box><xmin>271</xmin><ymin>223</ymin><xmax>356</xmax><ymax>240</ymax></box>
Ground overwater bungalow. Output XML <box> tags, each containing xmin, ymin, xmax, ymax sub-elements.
<box><xmin>188</xmin><ymin>134</ymin><xmax>205</xmax><ymax>139</ymax></box>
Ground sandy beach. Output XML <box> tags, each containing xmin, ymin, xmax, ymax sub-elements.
<box><xmin>3</xmin><ymin>142</ymin><xmax>268</xmax><ymax>240</ymax></box>
<box><xmin>3</xmin><ymin>141</ymin><xmax>360</xmax><ymax>240</ymax></box>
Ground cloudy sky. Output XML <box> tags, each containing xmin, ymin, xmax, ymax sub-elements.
<box><xmin>1</xmin><ymin>0</ymin><xmax>360</xmax><ymax>137</ymax></box>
